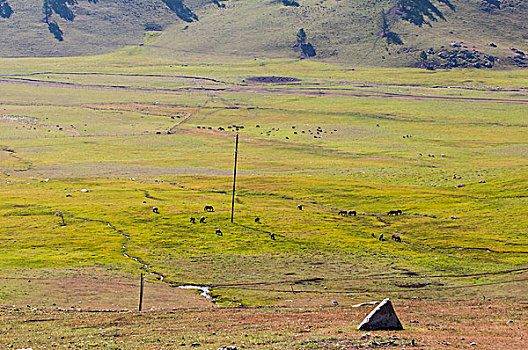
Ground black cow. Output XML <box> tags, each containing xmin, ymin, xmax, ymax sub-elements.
<box><xmin>338</xmin><ymin>210</ymin><xmax>348</xmax><ymax>216</ymax></box>
<box><xmin>215</xmin><ymin>228</ymin><xmax>223</xmax><ymax>236</ymax></box>
<box><xmin>392</xmin><ymin>234</ymin><xmax>401</xmax><ymax>242</ymax></box>
<box><xmin>204</xmin><ymin>205</ymin><xmax>215</xmax><ymax>212</ymax></box>
<box><xmin>348</xmin><ymin>210</ymin><xmax>357</xmax><ymax>216</ymax></box>
<box><xmin>379</xmin><ymin>233</ymin><xmax>385</xmax><ymax>241</ymax></box>
<box><xmin>298</xmin><ymin>204</ymin><xmax>303</xmax><ymax>210</ymax></box>
<box><xmin>152</xmin><ymin>207</ymin><xmax>159</xmax><ymax>214</ymax></box>
<box><xmin>199</xmin><ymin>216</ymin><xmax>206</xmax><ymax>223</ymax></box>
<box><xmin>387</xmin><ymin>209</ymin><xmax>402</xmax><ymax>216</ymax></box>
<box><xmin>255</xmin><ymin>217</ymin><xmax>260</xmax><ymax>223</ymax></box>
<box><xmin>190</xmin><ymin>217</ymin><xmax>196</xmax><ymax>224</ymax></box>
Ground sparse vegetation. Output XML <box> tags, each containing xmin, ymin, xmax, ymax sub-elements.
<box><xmin>380</xmin><ymin>10</ymin><xmax>404</xmax><ymax>45</ymax></box>
<box><xmin>0</xmin><ymin>0</ymin><xmax>13</xmax><ymax>18</ymax></box>
<box><xmin>160</xmin><ymin>0</ymin><xmax>198</xmax><ymax>22</ymax></box>
<box><xmin>144</xmin><ymin>22</ymin><xmax>163</xmax><ymax>31</ymax></box>
<box><xmin>47</xmin><ymin>20</ymin><xmax>64</xmax><ymax>41</ymax></box>
<box><xmin>295</xmin><ymin>28</ymin><xmax>306</xmax><ymax>48</ymax></box>
<box><xmin>396</xmin><ymin>0</ymin><xmax>455</xmax><ymax>27</ymax></box>
<box><xmin>281</xmin><ymin>0</ymin><xmax>300</xmax><ymax>7</ymax></box>
<box><xmin>293</xmin><ymin>28</ymin><xmax>316</xmax><ymax>58</ymax></box>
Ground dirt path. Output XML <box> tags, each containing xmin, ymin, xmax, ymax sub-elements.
<box><xmin>0</xmin><ymin>146</ymin><xmax>33</xmax><ymax>174</ymax></box>
<box><xmin>0</xmin><ymin>71</ymin><xmax>233</xmax><ymax>85</ymax></box>
<box><xmin>2</xmin><ymin>78</ymin><xmax>528</xmax><ymax>104</ymax></box>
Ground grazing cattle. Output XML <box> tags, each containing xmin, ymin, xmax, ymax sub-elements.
<box><xmin>255</xmin><ymin>217</ymin><xmax>260</xmax><ymax>223</ymax></box>
<box><xmin>215</xmin><ymin>228</ymin><xmax>222</xmax><ymax>236</ymax></box>
<box><xmin>269</xmin><ymin>232</ymin><xmax>276</xmax><ymax>240</ymax></box>
<box><xmin>152</xmin><ymin>207</ymin><xmax>159</xmax><ymax>214</ymax></box>
<box><xmin>387</xmin><ymin>210</ymin><xmax>402</xmax><ymax>216</ymax></box>
<box><xmin>379</xmin><ymin>233</ymin><xmax>384</xmax><ymax>241</ymax></box>
<box><xmin>392</xmin><ymin>234</ymin><xmax>401</xmax><ymax>242</ymax></box>
<box><xmin>338</xmin><ymin>210</ymin><xmax>348</xmax><ymax>216</ymax></box>
<box><xmin>348</xmin><ymin>210</ymin><xmax>357</xmax><ymax>216</ymax></box>
<box><xmin>190</xmin><ymin>217</ymin><xmax>196</xmax><ymax>224</ymax></box>
<box><xmin>371</xmin><ymin>233</ymin><xmax>376</xmax><ymax>238</ymax></box>
<box><xmin>199</xmin><ymin>216</ymin><xmax>206</xmax><ymax>223</ymax></box>
<box><xmin>298</xmin><ymin>204</ymin><xmax>303</xmax><ymax>210</ymax></box>
<box><xmin>204</xmin><ymin>205</ymin><xmax>215</xmax><ymax>212</ymax></box>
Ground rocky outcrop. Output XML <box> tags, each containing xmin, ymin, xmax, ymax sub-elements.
<box><xmin>420</xmin><ymin>45</ymin><xmax>496</xmax><ymax>69</ymax></box>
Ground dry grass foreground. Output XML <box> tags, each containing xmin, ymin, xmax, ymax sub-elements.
<box><xmin>1</xmin><ymin>296</ymin><xmax>527</xmax><ymax>349</ymax></box>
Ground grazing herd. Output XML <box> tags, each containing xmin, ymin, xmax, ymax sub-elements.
<box><xmin>152</xmin><ymin>201</ymin><xmax>405</xmax><ymax>242</ymax></box>
<box><xmin>337</xmin><ymin>208</ymin><xmax>405</xmax><ymax>242</ymax></box>
<box><xmin>338</xmin><ymin>210</ymin><xmax>356</xmax><ymax>217</ymax></box>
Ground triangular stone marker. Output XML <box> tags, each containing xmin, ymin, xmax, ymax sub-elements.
<box><xmin>357</xmin><ymin>298</ymin><xmax>404</xmax><ymax>330</ymax></box>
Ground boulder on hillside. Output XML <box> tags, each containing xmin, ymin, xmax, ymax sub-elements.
<box><xmin>357</xmin><ymin>298</ymin><xmax>403</xmax><ymax>331</ymax></box>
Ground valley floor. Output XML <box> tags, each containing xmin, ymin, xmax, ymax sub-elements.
<box><xmin>0</xmin><ymin>54</ymin><xmax>527</xmax><ymax>348</ymax></box>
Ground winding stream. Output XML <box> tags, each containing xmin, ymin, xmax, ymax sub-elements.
<box><xmin>103</xmin><ymin>222</ymin><xmax>165</xmax><ymax>281</ymax></box>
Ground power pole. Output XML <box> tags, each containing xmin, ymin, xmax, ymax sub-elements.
<box><xmin>230</xmin><ymin>134</ymin><xmax>239</xmax><ymax>223</ymax></box>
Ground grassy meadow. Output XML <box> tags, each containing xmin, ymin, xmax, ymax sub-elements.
<box><xmin>1</xmin><ymin>52</ymin><xmax>528</xmax><ymax>348</ymax></box>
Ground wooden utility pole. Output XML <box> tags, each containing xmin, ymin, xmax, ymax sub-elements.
<box><xmin>230</xmin><ymin>134</ymin><xmax>239</xmax><ymax>223</ymax></box>
<box><xmin>138</xmin><ymin>272</ymin><xmax>144</xmax><ymax>311</ymax></box>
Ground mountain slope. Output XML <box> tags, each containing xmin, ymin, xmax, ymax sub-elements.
<box><xmin>1</xmin><ymin>0</ymin><xmax>527</xmax><ymax>68</ymax></box>
<box><xmin>149</xmin><ymin>0</ymin><xmax>528</xmax><ymax>67</ymax></box>
<box><xmin>0</xmin><ymin>0</ymin><xmax>203</xmax><ymax>57</ymax></box>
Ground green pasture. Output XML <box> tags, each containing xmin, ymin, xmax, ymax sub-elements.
<box><xmin>0</xmin><ymin>54</ymin><xmax>527</xmax><ymax>307</ymax></box>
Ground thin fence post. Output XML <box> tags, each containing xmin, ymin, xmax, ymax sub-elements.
<box><xmin>138</xmin><ymin>272</ymin><xmax>144</xmax><ymax>311</ymax></box>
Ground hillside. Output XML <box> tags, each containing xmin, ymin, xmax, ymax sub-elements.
<box><xmin>151</xmin><ymin>0</ymin><xmax>528</xmax><ymax>67</ymax></box>
<box><xmin>0</xmin><ymin>0</ymin><xmax>196</xmax><ymax>57</ymax></box>
<box><xmin>1</xmin><ymin>0</ymin><xmax>528</xmax><ymax>66</ymax></box>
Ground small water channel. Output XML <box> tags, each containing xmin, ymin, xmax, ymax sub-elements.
<box><xmin>177</xmin><ymin>285</ymin><xmax>214</xmax><ymax>300</ymax></box>
<box><xmin>104</xmin><ymin>222</ymin><xmax>165</xmax><ymax>281</ymax></box>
